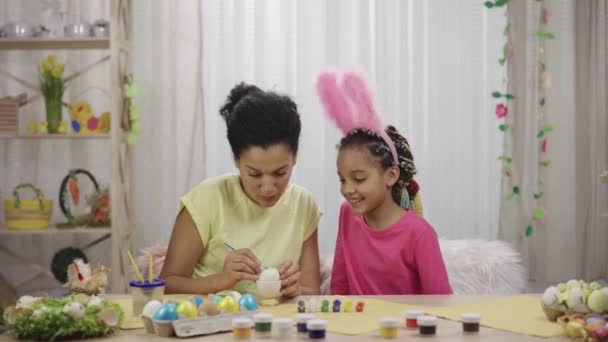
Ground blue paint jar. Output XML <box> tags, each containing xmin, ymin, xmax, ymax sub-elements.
<box><xmin>296</xmin><ymin>313</ymin><xmax>315</xmax><ymax>333</ymax></box>
<box><xmin>307</xmin><ymin>319</ymin><xmax>327</xmax><ymax>339</ymax></box>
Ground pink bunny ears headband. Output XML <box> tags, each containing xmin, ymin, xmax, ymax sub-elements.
<box><xmin>315</xmin><ymin>70</ymin><xmax>398</xmax><ymax>166</ymax></box>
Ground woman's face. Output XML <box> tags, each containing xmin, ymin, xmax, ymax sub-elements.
<box><xmin>235</xmin><ymin>143</ymin><xmax>296</xmax><ymax>207</ymax></box>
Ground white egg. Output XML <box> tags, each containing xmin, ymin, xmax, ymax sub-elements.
<box><xmin>32</xmin><ymin>307</ymin><xmax>49</xmax><ymax>319</ymax></box>
<box><xmin>259</xmin><ymin>268</ymin><xmax>280</xmax><ymax>281</ymax></box>
<box><xmin>63</xmin><ymin>302</ymin><xmax>86</xmax><ymax>319</ymax></box>
<box><xmin>566</xmin><ymin>279</ymin><xmax>580</xmax><ymax>287</ymax></box>
<box><xmin>566</xmin><ymin>287</ymin><xmax>589</xmax><ymax>313</ymax></box>
<box><xmin>87</xmin><ymin>295</ymin><xmax>104</xmax><ymax>308</ymax></box>
<box><xmin>142</xmin><ymin>300</ymin><xmax>163</xmax><ymax>318</ymax></box>
<box><xmin>541</xmin><ymin>286</ymin><xmax>560</xmax><ymax>308</ymax></box>
<box><xmin>16</xmin><ymin>295</ymin><xmax>39</xmax><ymax>309</ymax></box>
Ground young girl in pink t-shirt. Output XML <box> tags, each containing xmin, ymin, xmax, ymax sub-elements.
<box><xmin>316</xmin><ymin>70</ymin><xmax>452</xmax><ymax>295</ymax></box>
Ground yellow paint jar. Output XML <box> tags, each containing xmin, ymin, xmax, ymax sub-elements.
<box><xmin>378</xmin><ymin>317</ymin><xmax>400</xmax><ymax>339</ymax></box>
<box><xmin>232</xmin><ymin>317</ymin><xmax>254</xmax><ymax>340</ymax></box>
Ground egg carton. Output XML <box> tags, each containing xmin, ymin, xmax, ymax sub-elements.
<box><xmin>143</xmin><ymin>310</ymin><xmax>259</xmax><ymax>338</ymax></box>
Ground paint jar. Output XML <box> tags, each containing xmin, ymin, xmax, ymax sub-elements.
<box><xmin>273</xmin><ymin>318</ymin><xmax>293</xmax><ymax>339</ymax></box>
<box><xmin>296</xmin><ymin>313</ymin><xmax>315</xmax><ymax>334</ymax></box>
<box><xmin>253</xmin><ymin>313</ymin><xmax>273</xmax><ymax>339</ymax></box>
<box><xmin>417</xmin><ymin>315</ymin><xmax>438</xmax><ymax>336</ymax></box>
<box><xmin>378</xmin><ymin>317</ymin><xmax>400</xmax><ymax>339</ymax></box>
<box><xmin>307</xmin><ymin>319</ymin><xmax>327</xmax><ymax>339</ymax></box>
<box><xmin>404</xmin><ymin>309</ymin><xmax>424</xmax><ymax>329</ymax></box>
<box><xmin>232</xmin><ymin>317</ymin><xmax>254</xmax><ymax>340</ymax></box>
<box><xmin>461</xmin><ymin>313</ymin><xmax>481</xmax><ymax>333</ymax></box>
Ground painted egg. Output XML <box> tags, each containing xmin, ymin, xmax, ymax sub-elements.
<box><xmin>153</xmin><ymin>303</ymin><xmax>178</xmax><ymax>321</ymax></box>
<box><xmin>72</xmin><ymin>120</ymin><xmax>81</xmax><ymax>132</ymax></box>
<box><xmin>217</xmin><ymin>295</ymin><xmax>239</xmax><ymax>313</ymax></box>
<box><xmin>142</xmin><ymin>300</ymin><xmax>163</xmax><ymax>318</ymax></box>
<box><xmin>189</xmin><ymin>295</ymin><xmax>203</xmax><ymax>308</ymax></box>
<box><xmin>228</xmin><ymin>291</ymin><xmax>242</xmax><ymax>303</ymax></box>
<box><xmin>87</xmin><ymin>116</ymin><xmax>99</xmax><ymax>131</ymax></box>
<box><xmin>214</xmin><ymin>295</ymin><xmax>222</xmax><ymax>305</ymax></box>
<box><xmin>176</xmin><ymin>301</ymin><xmax>198</xmax><ymax>318</ymax></box>
<box><xmin>239</xmin><ymin>294</ymin><xmax>259</xmax><ymax>311</ymax></box>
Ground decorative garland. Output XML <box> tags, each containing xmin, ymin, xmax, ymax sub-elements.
<box><xmin>485</xmin><ymin>1</ymin><xmax>520</xmax><ymax>204</ymax></box>
<box><xmin>486</xmin><ymin>0</ymin><xmax>555</xmax><ymax>238</ymax></box>
<box><xmin>529</xmin><ymin>1</ymin><xmax>556</xmax><ymax>237</ymax></box>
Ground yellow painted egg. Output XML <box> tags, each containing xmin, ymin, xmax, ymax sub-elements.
<box><xmin>217</xmin><ymin>295</ymin><xmax>239</xmax><ymax>313</ymax></box>
<box><xmin>176</xmin><ymin>301</ymin><xmax>198</xmax><ymax>318</ymax></box>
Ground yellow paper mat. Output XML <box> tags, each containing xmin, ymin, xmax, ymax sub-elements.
<box><xmin>259</xmin><ymin>296</ymin><xmax>421</xmax><ymax>336</ymax></box>
<box><xmin>116</xmin><ymin>295</ymin><xmax>418</xmax><ymax>335</ymax></box>
<box><xmin>418</xmin><ymin>295</ymin><xmax>563</xmax><ymax>338</ymax></box>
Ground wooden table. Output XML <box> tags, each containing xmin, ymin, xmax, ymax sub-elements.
<box><xmin>84</xmin><ymin>294</ymin><xmax>568</xmax><ymax>341</ymax></box>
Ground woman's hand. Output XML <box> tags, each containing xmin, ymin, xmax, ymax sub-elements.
<box><xmin>220</xmin><ymin>248</ymin><xmax>262</xmax><ymax>289</ymax></box>
<box><xmin>279</xmin><ymin>260</ymin><xmax>301</xmax><ymax>297</ymax></box>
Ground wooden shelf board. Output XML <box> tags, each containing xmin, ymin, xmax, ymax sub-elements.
<box><xmin>0</xmin><ymin>37</ymin><xmax>110</xmax><ymax>50</ymax></box>
<box><xmin>0</xmin><ymin>225</ymin><xmax>111</xmax><ymax>235</ymax></box>
<box><xmin>0</xmin><ymin>133</ymin><xmax>110</xmax><ymax>140</ymax></box>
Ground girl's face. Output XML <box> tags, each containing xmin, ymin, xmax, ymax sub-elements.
<box><xmin>337</xmin><ymin>145</ymin><xmax>399</xmax><ymax>215</ymax></box>
<box><xmin>235</xmin><ymin>143</ymin><xmax>296</xmax><ymax>207</ymax></box>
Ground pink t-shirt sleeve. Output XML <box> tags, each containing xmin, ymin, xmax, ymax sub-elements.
<box><xmin>413</xmin><ymin>228</ymin><xmax>453</xmax><ymax>294</ymax></box>
<box><xmin>330</xmin><ymin>206</ymin><xmax>349</xmax><ymax>295</ymax></box>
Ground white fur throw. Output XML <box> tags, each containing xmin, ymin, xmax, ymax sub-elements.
<box><xmin>319</xmin><ymin>239</ymin><xmax>527</xmax><ymax>295</ymax></box>
<box><xmin>139</xmin><ymin>239</ymin><xmax>526</xmax><ymax>295</ymax></box>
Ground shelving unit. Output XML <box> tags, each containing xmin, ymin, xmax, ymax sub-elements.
<box><xmin>0</xmin><ymin>0</ymin><xmax>133</xmax><ymax>294</ymax></box>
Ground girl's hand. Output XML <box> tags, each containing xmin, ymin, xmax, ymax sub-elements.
<box><xmin>220</xmin><ymin>248</ymin><xmax>261</xmax><ymax>289</ymax></box>
<box><xmin>279</xmin><ymin>260</ymin><xmax>301</xmax><ymax>297</ymax></box>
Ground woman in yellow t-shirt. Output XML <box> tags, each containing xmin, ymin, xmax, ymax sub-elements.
<box><xmin>159</xmin><ymin>83</ymin><xmax>322</xmax><ymax>297</ymax></box>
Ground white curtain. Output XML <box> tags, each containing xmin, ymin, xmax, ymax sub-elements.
<box><xmin>201</xmin><ymin>0</ymin><xmax>505</xmax><ymax>254</ymax></box>
<box><xmin>1</xmin><ymin>0</ymin><xmax>506</xmax><ymax>294</ymax></box>
<box><xmin>0</xmin><ymin>0</ymin><xmax>112</xmax><ymax>294</ymax></box>
<box><xmin>500</xmin><ymin>0</ymin><xmax>608</xmax><ymax>283</ymax></box>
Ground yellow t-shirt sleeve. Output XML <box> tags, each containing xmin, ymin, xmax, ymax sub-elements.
<box><xmin>179</xmin><ymin>181</ymin><xmax>219</xmax><ymax>248</ymax></box>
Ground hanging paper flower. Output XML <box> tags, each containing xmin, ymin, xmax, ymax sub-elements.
<box><xmin>495</xmin><ymin>104</ymin><xmax>508</xmax><ymax>119</ymax></box>
<box><xmin>542</xmin><ymin>8</ymin><xmax>549</xmax><ymax>25</ymax></box>
<box><xmin>540</xmin><ymin>72</ymin><xmax>552</xmax><ymax>89</ymax></box>
<box><xmin>541</xmin><ymin>138</ymin><xmax>548</xmax><ymax>153</ymax></box>
<box><xmin>601</xmin><ymin>170</ymin><xmax>608</xmax><ymax>183</ymax></box>
<box><xmin>532</xmin><ymin>207</ymin><xmax>547</xmax><ymax>225</ymax></box>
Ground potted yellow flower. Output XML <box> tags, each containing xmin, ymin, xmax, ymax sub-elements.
<box><xmin>39</xmin><ymin>54</ymin><xmax>65</xmax><ymax>133</ymax></box>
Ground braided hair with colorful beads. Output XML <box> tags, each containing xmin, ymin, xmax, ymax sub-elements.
<box><xmin>316</xmin><ymin>70</ymin><xmax>423</xmax><ymax>215</ymax></box>
<box><xmin>338</xmin><ymin>126</ymin><xmax>423</xmax><ymax>215</ymax></box>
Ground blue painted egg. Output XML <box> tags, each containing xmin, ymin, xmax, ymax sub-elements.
<box><xmin>71</xmin><ymin>120</ymin><xmax>81</xmax><ymax>132</ymax></box>
<box><xmin>153</xmin><ymin>303</ymin><xmax>178</xmax><ymax>321</ymax></box>
<box><xmin>189</xmin><ymin>295</ymin><xmax>203</xmax><ymax>308</ymax></box>
<box><xmin>214</xmin><ymin>295</ymin><xmax>222</xmax><ymax>305</ymax></box>
<box><xmin>238</xmin><ymin>294</ymin><xmax>259</xmax><ymax>311</ymax></box>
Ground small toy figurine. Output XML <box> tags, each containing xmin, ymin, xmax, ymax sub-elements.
<box><xmin>297</xmin><ymin>299</ymin><xmax>306</xmax><ymax>313</ymax></box>
<box><xmin>356</xmin><ymin>301</ymin><xmax>365</xmax><ymax>312</ymax></box>
<box><xmin>344</xmin><ymin>300</ymin><xmax>353</xmax><ymax>313</ymax></box>
<box><xmin>321</xmin><ymin>300</ymin><xmax>329</xmax><ymax>313</ymax></box>
<box><xmin>332</xmin><ymin>299</ymin><xmax>341</xmax><ymax>312</ymax></box>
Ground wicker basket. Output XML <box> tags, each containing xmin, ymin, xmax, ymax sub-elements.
<box><xmin>4</xmin><ymin>183</ymin><xmax>53</xmax><ymax>230</ymax></box>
